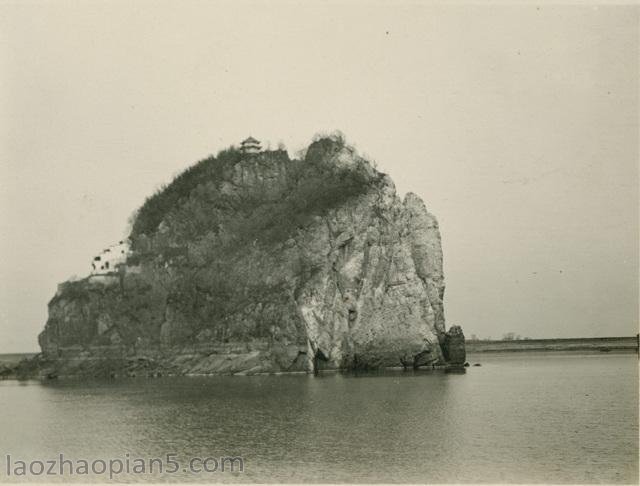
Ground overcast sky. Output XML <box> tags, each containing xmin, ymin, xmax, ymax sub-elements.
<box><xmin>0</xmin><ymin>1</ymin><xmax>638</xmax><ymax>352</ymax></box>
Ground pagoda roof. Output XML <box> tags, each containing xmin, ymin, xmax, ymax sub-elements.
<box><xmin>241</xmin><ymin>136</ymin><xmax>260</xmax><ymax>144</ymax></box>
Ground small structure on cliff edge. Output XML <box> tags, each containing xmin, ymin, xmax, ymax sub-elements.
<box><xmin>90</xmin><ymin>240</ymin><xmax>130</xmax><ymax>275</ymax></box>
<box><xmin>240</xmin><ymin>136</ymin><xmax>261</xmax><ymax>154</ymax></box>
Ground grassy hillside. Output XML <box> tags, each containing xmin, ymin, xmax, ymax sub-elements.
<box><xmin>130</xmin><ymin>137</ymin><xmax>380</xmax><ymax>253</ymax></box>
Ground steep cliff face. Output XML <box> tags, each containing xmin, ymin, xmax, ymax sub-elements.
<box><xmin>37</xmin><ymin>136</ymin><xmax>463</xmax><ymax>376</ymax></box>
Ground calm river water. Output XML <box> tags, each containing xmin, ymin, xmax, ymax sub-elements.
<box><xmin>0</xmin><ymin>352</ymin><xmax>637</xmax><ymax>483</ymax></box>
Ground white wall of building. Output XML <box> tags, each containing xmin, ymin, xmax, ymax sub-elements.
<box><xmin>90</xmin><ymin>240</ymin><xmax>130</xmax><ymax>275</ymax></box>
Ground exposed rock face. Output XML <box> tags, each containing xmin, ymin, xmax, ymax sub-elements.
<box><xmin>37</xmin><ymin>136</ymin><xmax>464</xmax><ymax>376</ymax></box>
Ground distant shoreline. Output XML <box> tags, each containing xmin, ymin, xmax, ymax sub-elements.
<box><xmin>0</xmin><ymin>353</ymin><xmax>37</xmax><ymax>367</ymax></box>
<box><xmin>466</xmin><ymin>336</ymin><xmax>638</xmax><ymax>353</ymax></box>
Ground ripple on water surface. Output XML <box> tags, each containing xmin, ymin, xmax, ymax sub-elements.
<box><xmin>0</xmin><ymin>352</ymin><xmax>637</xmax><ymax>483</ymax></box>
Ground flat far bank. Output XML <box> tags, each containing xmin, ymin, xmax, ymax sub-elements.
<box><xmin>0</xmin><ymin>352</ymin><xmax>37</xmax><ymax>366</ymax></box>
<box><xmin>466</xmin><ymin>336</ymin><xmax>639</xmax><ymax>353</ymax></box>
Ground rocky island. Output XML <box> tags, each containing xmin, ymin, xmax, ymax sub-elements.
<box><xmin>31</xmin><ymin>134</ymin><xmax>465</xmax><ymax>378</ymax></box>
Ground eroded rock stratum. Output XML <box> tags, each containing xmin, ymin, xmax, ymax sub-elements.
<box><xmin>37</xmin><ymin>135</ymin><xmax>465</xmax><ymax>377</ymax></box>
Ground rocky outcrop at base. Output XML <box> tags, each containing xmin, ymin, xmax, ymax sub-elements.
<box><xmin>36</xmin><ymin>134</ymin><xmax>465</xmax><ymax>377</ymax></box>
<box><xmin>442</xmin><ymin>325</ymin><xmax>466</xmax><ymax>365</ymax></box>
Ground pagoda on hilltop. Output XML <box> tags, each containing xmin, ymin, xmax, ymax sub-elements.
<box><xmin>240</xmin><ymin>136</ymin><xmax>261</xmax><ymax>154</ymax></box>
